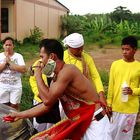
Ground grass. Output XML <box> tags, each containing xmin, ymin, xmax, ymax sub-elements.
<box><xmin>14</xmin><ymin>43</ymin><xmax>39</xmax><ymax>61</ymax></box>
<box><xmin>133</xmin><ymin>123</ymin><xmax>140</xmax><ymax>140</ymax></box>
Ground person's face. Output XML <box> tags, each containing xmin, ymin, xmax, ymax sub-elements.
<box><xmin>39</xmin><ymin>47</ymin><xmax>49</xmax><ymax>65</ymax></box>
<box><xmin>122</xmin><ymin>45</ymin><xmax>136</xmax><ymax>61</ymax></box>
<box><xmin>68</xmin><ymin>46</ymin><xmax>83</xmax><ymax>57</ymax></box>
<box><xmin>3</xmin><ymin>40</ymin><xmax>14</xmax><ymax>52</ymax></box>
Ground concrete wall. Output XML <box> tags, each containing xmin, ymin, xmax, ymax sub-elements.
<box><xmin>1</xmin><ymin>0</ymin><xmax>68</xmax><ymax>41</ymax></box>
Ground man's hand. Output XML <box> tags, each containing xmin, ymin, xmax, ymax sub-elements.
<box><xmin>99</xmin><ymin>91</ymin><xmax>107</xmax><ymax>106</ymax></box>
<box><xmin>122</xmin><ymin>87</ymin><xmax>132</xmax><ymax>95</ymax></box>
<box><xmin>106</xmin><ymin>106</ymin><xmax>112</xmax><ymax>120</ymax></box>
<box><xmin>3</xmin><ymin>111</ymin><xmax>21</xmax><ymax>122</ymax></box>
<box><xmin>34</xmin><ymin>61</ymin><xmax>43</xmax><ymax>77</ymax></box>
<box><xmin>98</xmin><ymin>91</ymin><xmax>113</xmax><ymax>119</ymax></box>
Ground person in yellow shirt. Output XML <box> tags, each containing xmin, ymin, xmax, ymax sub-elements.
<box><xmin>29</xmin><ymin>59</ymin><xmax>48</xmax><ymax>103</ymax></box>
<box><xmin>29</xmin><ymin>40</ymin><xmax>61</xmax><ymax>132</ymax></box>
<box><xmin>107</xmin><ymin>36</ymin><xmax>140</xmax><ymax>140</ymax></box>
<box><xmin>63</xmin><ymin>33</ymin><xmax>107</xmax><ymax>106</ymax></box>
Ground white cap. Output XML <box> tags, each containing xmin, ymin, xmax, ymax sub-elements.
<box><xmin>62</xmin><ymin>33</ymin><xmax>84</xmax><ymax>48</ymax></box>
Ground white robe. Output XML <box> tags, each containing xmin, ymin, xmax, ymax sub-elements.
<box><xmin>82</xmin><ymin>108</ymin><xmax>110</xmax><ymax>140</ymax></box>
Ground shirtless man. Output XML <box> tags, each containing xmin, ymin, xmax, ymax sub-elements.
<box><xmin>5</xmin><ymin>39</ymin><xmax>109</xmax><ymax>140</ymax></box>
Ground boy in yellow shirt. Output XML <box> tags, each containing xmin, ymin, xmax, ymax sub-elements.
<box><xmin>107</xmin><ymin>36</ymin><xmax>140</xmax><ymax>140</ymax></box>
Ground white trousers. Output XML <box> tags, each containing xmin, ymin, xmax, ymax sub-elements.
<box><xmin>82</xmin><ymin>108</ymin><xmax>110</xmax><ymax>140</ymax></box>
<box><xmin>108</xmin><ymin>112</ymin><xmax>137</xmax><ymax>140</ymax></box>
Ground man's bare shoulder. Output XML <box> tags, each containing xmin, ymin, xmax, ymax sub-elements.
<box><xmin>53</xmin><ymin>64</ymin><xmax>77</xmax><ymax>88</ymax></box>
<box><xmin>63</xmin><ymin>64</ymin><xmax>80</xmax><ymax>73</ymax></box>
<box><xmin>58</xmin><ymin>64</ymin><xmax>80</xmax><ymax>81</ymax></box>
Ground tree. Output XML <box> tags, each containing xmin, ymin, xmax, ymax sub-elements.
<box><xmin>110</xmin><ymin>6</ymin><xmax>132</xmax><ymax>23</ymax></box>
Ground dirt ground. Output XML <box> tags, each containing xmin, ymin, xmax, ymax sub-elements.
<box><xmin>89</xmin><ymin>48</ymin><xmax>140</xmax><ymax>71</ymax></box>
<box><xmin>26</xmin><ymin>47</ymin><xmax>140</xmax><ymax>70</ymax></box>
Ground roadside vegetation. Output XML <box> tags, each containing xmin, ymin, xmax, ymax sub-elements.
<box><xmin>61</xmin><ymin>6</ymin><xmax>140</xmax><ymax>48</ymax></box>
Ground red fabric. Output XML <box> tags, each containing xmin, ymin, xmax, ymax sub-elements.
<box><xmin>30</xmin><ymin>95</ymin><xmax>95</xmax><ymax>140</ymax></box>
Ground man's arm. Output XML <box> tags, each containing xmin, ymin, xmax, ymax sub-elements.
<box><xmin>4</xmin><ymin>67</ymin><xmax>72</xmax><ymax>121</ymax></box>
<box><xmin>5</xmin><ymin>103</ymin><xmax>49</xmax><ymax>121</ymax></box>
<box><xmin>35</xmin><ymin>65</ymin><xmax>72</xmax><ymax>107</ymax></box>
<box><xmin>86</xmin><ymin>54</ymin><xmax>107</xmax><ymax>104</ymax></box>
<box><xmin>99</xmin><ymin>91</ymin><xmax>107</xmax><ymax>106</ymax></box>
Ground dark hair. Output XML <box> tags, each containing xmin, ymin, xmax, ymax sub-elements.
<box><xmin>2</xmin><ymin>37</ymin><xmax>14</xmax><ymax>44</ymax></box>
<box><xmin>39</xmin><ymin>39</ymin><xmax>64</xmax><ymax>60</ymax></box>
<box><xmin>121</xmin><ymin>36</ymin><xmax>138</xmax><ymax>49</ymax></box>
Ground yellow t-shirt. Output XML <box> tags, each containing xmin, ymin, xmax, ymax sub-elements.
<box><xmin>64</xmin><ymin>50</ymin><xmax>104</xmax><ymax>93</ymax></box>
<box><xmin>107</xmin><ymin>59</ymin><xmax>140</xmax><ymax>113</ymax></box>
<box><xmin>29</xmin><ymin>59</ymin><xmax>48</xmax><ymax>102</ymax></box>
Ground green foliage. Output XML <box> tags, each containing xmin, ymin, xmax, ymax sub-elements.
<box><xmin>61</xmin><ymin>15</ymin><xmax>86</xmax><ymax>37</ymax></box>
<box><xmin>20</xmin><ymin>74</ymin><xmax>33</xmax><ymax>111</ymax></box>
<box><xmin>29</xmin><ymin>26</ymin><xmax>44</xmax><ymax>44</ymax></box>
<box><xmin>23</xmin><ymin>37</ymin><xmax>31</xmax><ymax>45</ymax></box>
<box><xmin>133</xmin><ymin>124</ymin><xmax>140</xmax><ymax>140</ymax></box>
<box><xmin>99</xmin><ymin>69</ymin><xmax>109</xmax><ymax>96</ymax></box>
<box><xmin>14</xmin><ymin>43</ymin><xmax>39</xmax><ymax>61</ymax></box>
<box><xmin>110</xmin><ymin>6</ymin><xmax>132</xmax><ymax>23</ymax></box>
<box><xmin>61</xmin><ymin>12</ymin><xmax>140</xmax><ymax>47</ymax></box>
<box><xmin>0</xmin><ymin>40</ymin><xmax>3</xmax><ymax>49</ymax></box>
<box><xmin>99</xmin><ymin>70</ymin><xmax>109</xmax><ymax>86</ymax></box>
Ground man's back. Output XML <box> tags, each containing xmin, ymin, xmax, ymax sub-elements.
<box><xmin>57</xmin><ymin>64</ymin><xmax>99</xmax><ymax>103</ymax></box>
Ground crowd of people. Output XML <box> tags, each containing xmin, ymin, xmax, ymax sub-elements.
<box><xmin>1</xmin><ymin>34</ymin><xmax>140</xmax><ymax>140</ymax></box>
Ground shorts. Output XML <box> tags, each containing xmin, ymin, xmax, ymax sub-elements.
<box><xmin>0</xmin><ymin>87</ymin><xmax>22</xmax><ymax>104</ymax></box>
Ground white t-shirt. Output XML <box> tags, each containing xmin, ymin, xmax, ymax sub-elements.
<box><xmin>0</xmin><ymin>52</ymin><xmax>25</xmax><ymax>88</ymax></box>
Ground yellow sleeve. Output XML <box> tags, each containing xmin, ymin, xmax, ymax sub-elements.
<box><xmin>130</xmin><ymin>68</ymin><xmax>140</xmax><ymax>96</ymax></box>
<box><xmin>107</xmin><ymin>63</ymin><xmax>114</xmax><ymax>107</ymax></box>
<box><xmin>84</xmin><ymin>53</ymin><xmax>104</xmax><ymax>93</ymax></box>
<box><xmin>29</xmin><ymin>60</ymin><xmax>48</xmax><ymax>102</ymax></box>
<box><xmin>64</xmin><ymin>50</ymin><xmax>69</xmax><ymax>64</ymax></box>
<box><xmin>132</xmin><ymin>87</ymin><xmax>140</xmax><ymax>95</ymax></box>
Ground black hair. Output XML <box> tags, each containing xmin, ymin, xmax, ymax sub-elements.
<box><xmin>2</xmin><ymin>37</ymin><xmax>14</xmax><ymax>44</ymax></box>
<box><xmin>121</xmin><ymin>36</ymin><xmax>138</xmax><ymax>49</ymax></box>
<box><xmin>39</xmin><ymin>39</ymin><xmax>64</xmax><ymax>60</ymax></box>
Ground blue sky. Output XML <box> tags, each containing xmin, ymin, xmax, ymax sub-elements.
<box><xmin>58</xmin><ymin>0</ymin><xmax>140</xmax><ymax>15</ymax></box>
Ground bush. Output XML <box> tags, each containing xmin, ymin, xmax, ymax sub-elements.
<box><xmin>23</xmin><ymin>37</ymin><xmax>31</xmax><ymax>45</ymax></box>
<box><xmin>29</xmin><ymin>26</ymin><xmax>43</xmax><ymax>44</ymax></box>
<box><xmin>99</xmin><ymin>69</ymin><xmax>109</xmax><ymax>96</ymax></box>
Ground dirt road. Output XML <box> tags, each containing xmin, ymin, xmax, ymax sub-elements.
<box><xmin>26</xmin><ymin>47</ymin><xmax>140</xmax><ymax>72</ymax></box>
<box><xmin>89</xmin><ymin>48</ymin><xmax>140</xmax><ymax>71</ymax></box>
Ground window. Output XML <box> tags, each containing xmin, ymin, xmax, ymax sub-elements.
<box><xmin>1</xmin><ymin>8</ymin><xmax>9</xmax><ymax>33</ymax></box>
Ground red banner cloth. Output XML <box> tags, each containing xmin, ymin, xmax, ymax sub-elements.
<box><xmin>30</xmin><ymin>94</ymin><xmax>95</xmax><ymax>140</ymax></box>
